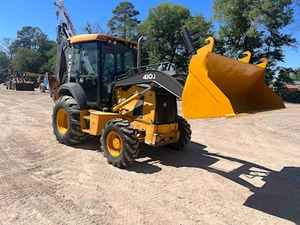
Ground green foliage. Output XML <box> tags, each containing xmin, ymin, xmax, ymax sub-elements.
<box><xmin>108</xmin><ymin>1</ymin><xmax>140</xmax><ymax>40</ymax></box>
<box><xmin>213</xmin><ymin>0</ymin><xmax>296</xmax><ymax>89</ymax></box>
<box><xmin>139</xmin><ymin>3</ymin><xmax>212</xmax><ymax>69</ymax></box>
<box><xmin>84</xmin><ymin>22</ymin><xmax>102</xmax><ymax>34</ymax></box>
<box><xmin>297</xmin><ymin>68</ymin><xmax>300</xmax><ymax>80</ymax></box>
<box><xmin>184</xmin><ymin>16</ymin><xmax>212</xmax><ymax>49</ymax></box>
<box><xmin>39</xmin><ymin>42</ymin><xmax>57</xmax><ymax>73</ymax></box>
<box><xmin>10</xmin><ymin>26</ymin><xmax>48</xmax><ymax>53</ymax></box>
<box><xmin>289</xmin><ymin>68</ymin><xmax>300</xmax><ymax>81</ymax></box>
<box><xmin>273</xmin><ymin>67</ymin><xmax>295</xmax><ymax>92</ymax></box>
<box><xmin>9</xmin><ymin>26</ymin><xmax>57</xmax><ymax>74</ymax></box>
<box><xmin>12</xmin><ymin>48</ymin><xmax>42</xmax><ymax>73</ymax></box>
<box><xmin>0</xmin><ymin>51</ymin><xmax>9</xmax><ymax>81</ymax></box>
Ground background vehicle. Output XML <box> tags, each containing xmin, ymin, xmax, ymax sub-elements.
<box><xmin>6</xmin><ymin>72</ymin><xmax>36</xmax><ymax>91</ymax></box>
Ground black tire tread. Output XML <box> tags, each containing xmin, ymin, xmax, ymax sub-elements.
<box><xmin>52</xmin><ymin>96</ymin><xmax>87</xmax><ymax>146</ymax></box>
<box><xmin>171</xmin><ymin>116</ymin><xmax>191</xmax><ymax>150</ymax></box>
<box><xmin>100</xmin><ymin>119</ymin><xmax>139</xmax><ymax>168</ymax></box>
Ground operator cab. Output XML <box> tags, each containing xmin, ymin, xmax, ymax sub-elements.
<box><xmin>68</xmin><ymin>34</ymin><xmax>137</xmax><ymax>108</ymax></box>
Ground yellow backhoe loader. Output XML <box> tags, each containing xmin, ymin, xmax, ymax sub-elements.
<box><xmin>50</xmin><ymin>1</ymin><xmax>284</xmax><ymax>168</ymax></box>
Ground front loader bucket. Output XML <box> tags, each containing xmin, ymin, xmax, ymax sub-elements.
<box><xmin>182</xmin><ymin>37</ymin><xmax>285</xmax><ymax>119</ymax></box>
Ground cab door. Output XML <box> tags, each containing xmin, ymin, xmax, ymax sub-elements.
<box><xmin>100</xmin><ymin>42</ymin><xmax>115</xmax><ymax>107</ymax></box>
<box><xmin>72</xmin><ymin>42</ymin><xmax>98</xmax><ymax>104</ymax></box>
<box><xmin>100</xmin><ymin>42</ymin><xmax>137</xmax><ymax>108</ymax></box>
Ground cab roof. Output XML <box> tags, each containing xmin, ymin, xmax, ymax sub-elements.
<box><xmin>69</xmin><ymin>34</ymin><xmax>137</xmax><ymax>47</ymax></box>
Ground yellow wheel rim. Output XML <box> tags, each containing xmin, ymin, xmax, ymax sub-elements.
<box><xmin>56</xmin><ymin>108</ymin><xmax>69</xmax><ymax>135</ymax></box>
<box><xmin>106</xmin><ymin>131</ymin><xmax>123</xmax><ymax>158</ymax></box>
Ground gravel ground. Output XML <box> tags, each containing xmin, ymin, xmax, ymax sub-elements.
<box><xmin>0</xmin><ymin>86</ymin><xmax>299</xmax><ymax>225</ymax></box>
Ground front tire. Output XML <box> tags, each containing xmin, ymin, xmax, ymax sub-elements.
<box><xmin>52</xmin><ymin>96</ymin><xmax>87</xmax><ymax>146</ymax></box>
<box><xmin>100</xmin><ymin>119</ymin><xmax>139</xmax><ymax>168</ymax></box>
<box><xmin>170</xmin><ymin>116</ymin><xmax>191</xmax><ymax>150</ymax></box>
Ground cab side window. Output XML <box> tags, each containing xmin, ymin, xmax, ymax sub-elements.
<box><xmin>71</xmin><ymin>43</ymin><xmax>97</xmax><ymax>80</ymax></box>
<box><xmin>124</xmin><ymin>51</ymin><xmax>134</xmax><ymax>71</ymax></box>
<box><xmin>80</xmin><ymin>43</ymin><xmax>97</xmax><ymax>77</ymax></box>
<box><xmin>102</xmin><ymin>43</ymin><xmax>115</xmax><ymax>104</ymax></box>
<box><xmin>71</xmin><ymin>43</ymin><xmax>98</xmax><ymax>103</ymax></box>
<box><xmin>116</xmin><ymin>53</ymin><xmax>123</xmax><ymax>75</ymax></box>
<box><xmin>115</xmin><ymin>44</ymin><xmax>136</xmax><ymax>77</ymax></box>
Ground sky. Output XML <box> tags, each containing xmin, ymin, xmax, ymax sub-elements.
<box><xmin>0</xmin><ymin>0</ymin><xmax>299</xmax><ymax>68</ymax></box>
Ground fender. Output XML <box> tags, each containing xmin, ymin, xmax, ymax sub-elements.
<box><xmin>58</xmin><ymin>83</ymin><xmax>88</xmax><ymax>108</ymax></box>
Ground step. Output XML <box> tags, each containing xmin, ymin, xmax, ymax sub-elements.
<box><xmin>82</xmin><ymin>129</ymin><xmax>91</xmax><ymax>134</ymax></box>
<box><xmin>83</xmin><ymin>115</ymin><xmax>90</xmax><ymax>121</ymax></box>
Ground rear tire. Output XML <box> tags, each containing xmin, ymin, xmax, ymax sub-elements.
<box><xmin>52</xmin><ymin>96</ymin><xmax>87</xmax><ymax>146</ymax></box>
<box><xmin>100</xmin><ymin>119</ymin><xmax>139</xmax><ymax>168</ymax></box>
<box><xmin>170</xmin><ymin>116</ymin><xmax>191</xmax><ymax>150</ymax></box>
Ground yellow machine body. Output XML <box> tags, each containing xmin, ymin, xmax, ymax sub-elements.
<box><xmin>182</xmin><ymin>37</ymin><xmax>285</xmax><ymax>119</ymax></box>
<box><xmin>80</xmin><ymin>85</ymin><xmax>179</xmax><ymax>146</ymax></box>
<box><xmin>80</xmin><ymin>110</ymin><xmax>120</xmax><ymax>136</ymax></box>
<box><xmin>114</xmin><ymin>85</ymin><xmax>179</xmax><ymax>146</ymax></box>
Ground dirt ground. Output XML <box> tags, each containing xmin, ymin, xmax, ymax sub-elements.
<box><xmin>0</xmin><ymin>86</ymin><xmax>299</xmax><ymax>225</ymax></box>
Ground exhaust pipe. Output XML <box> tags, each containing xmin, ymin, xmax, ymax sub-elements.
<box><xmin>137</xmin><ymin>36</ymin><xmax>145</xmax><ymax>69</ymax></box>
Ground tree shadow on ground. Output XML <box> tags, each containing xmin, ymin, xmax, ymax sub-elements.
<box><xmin>130</xmin><ymin>142</ymin><xmax>300</xmax><ymax>224</ymax></box>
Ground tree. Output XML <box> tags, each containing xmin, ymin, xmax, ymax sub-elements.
<box><xmin>139</xmin><ymin>3</ymin><xmax>212</xmax><ymax>69</ymax></box>
<box><xmin>84</xmin><ymin>22</ymin><xmax>103</xmax><ymax>34</ymax></box>
<box><xmin>107</xmin><ymin>1</ymin><xmax>140</xmax><ymax>40</ymax></box>
<box><xmin>10</xmin><ymin>26</ymin><xmax>48</xmax><ymax>53</ymax></box>
<box><xmin>213</xmin><ymin>0</ymin><xmax>296</xmax><ymax>86</ymax></box>
<box><xmin>0</xmin><ymin>38</ymin><xmax>13</xmax><ymax>59</ymax></box>
<box><xmin>39</xmin><ymin>42</ymin><xmax>57</xmax><ymax>73</ymax></box>
<box><xmin>184</xmin><ymin>15</ymin><xmax>213</xmax><ymax>50</ymax></box>
<box><xmin>294</xmin><ymin>68</ymin><xmax>300</xmax><ymax>81</ymax></box>
<box><xmin>0</xmin><ymin>51</ymin><xmax>9</xmax><ymax>81</ymax></box>
<box><xmin>9</xmin><ymin>26</ymin><xmax>57</xmax><ymax>74</ymax></box>
<box><xmin>273</xmin><ymin>67</ymin><xmax>295</xmax><ymax>92</ymax></box>
<box><xmin>12</xmin><ymin>48</ymin><xmax>42</xmax><ymax>73</ymax></box>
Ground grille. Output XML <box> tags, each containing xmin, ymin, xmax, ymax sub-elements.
<box><xmin>155</xmin><ymin>92</ymin><xmax>177</xmax><ymax>124</ymax></box>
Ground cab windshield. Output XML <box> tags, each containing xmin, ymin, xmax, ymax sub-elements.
<box><xmin>102</xmin><ymin>42</ymin><xmax>136</xmax><ymax>80</ymax></box>
<box><xmin>101</xmin><ymin>42</ymin><xmax>137</xmax><ymax>104</ymax></box>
